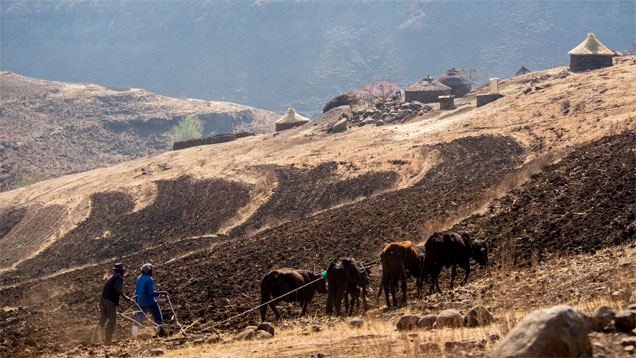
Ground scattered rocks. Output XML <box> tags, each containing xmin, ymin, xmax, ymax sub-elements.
<box><xmin>465</xmin><ymin>305</ymin><xmax>494</xmax><ymax>327</ymax></box>
<box><xmin>614</xmin><ymin>309</ymin><xmax>636</xmax><ymax>332</ymax></box>
<box><xmin>434</xmin><ymin>309</ymin><xmax>463</xmax><ymax>328</ymax></box>
<box><xmin>396</xmin><ymin>315</ymin><xmax>420</xmax><ymax>331</ymax></box>
<box><xmin>344</xmin><ymin>101</ymin><xmax>432</xmax><ymax>128</ymax></box>
<box><xmin>445</xmin><ymin>339</ymin><xmax>486</xmax><ymax>351</ymax></box>
<box><xmin>311</xmin><ymin>325</ymin><xmax>322</xmax><ymax>333</ymax></box>
<box><xmin>488</xmin><ymin>305</ymin><xmax>592</xmax><ymax>358</ymax></box>
<box><xmin>257</xmin><ymin>322</ymin><xmax>275</xmax><ymax>336</ymax></box>
<box><xmin>235</xmin><ymin>328</ymin><xmax>256</xmax><ymax>341</ymax></box>
<box><xmin>256</xmin><ymin>330</ymin><xmax>273</xmax><ymax>340</ymax></box>
<box><xmin>419</xmin><ymin>342</ymin><xmax>441</xmax><ymax>353</ymax></box>
<box><xmin>417</xmin><ymin>315</ymin><xmax>437</xmax><ymax>329</ymax></box>
<box><xmin>349</xmin><ymin>318</ymin><xmax>364</xmax><ymax>328</ymax></box>
<box><xmin>591</xmin><ymin>305</ymin><xmax>616</xmax><ymax>331</ymax></box>
<box><xmin>329</xmin><ymin>118</ymin><xmax>348</xmax><ymax>132</ymax></box>
<box><xmin>149</xmin><ymin>348</ymin><xmax>165</xmax><ymax>356</ymax></box>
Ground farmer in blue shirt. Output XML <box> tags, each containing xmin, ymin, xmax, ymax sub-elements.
<box><xmin>132</xmin><ymin>263</ymin><xmax>168</xmax><ymax>337</ymax></box>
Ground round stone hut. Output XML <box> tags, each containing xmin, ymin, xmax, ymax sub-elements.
<box><xmin>405</xmin><ymin>76</ymin><xmax>451</xmax><ymax>103</ymax></box>
<box><xmin>437</xmin><ymin>68</ymin><xmax>473</xmax><ymax>97</ymax></box>
<box><xmin>275</xmin><ymin>108</ymin><xmax>310</xmax><ymax>132</ymax></box>
<box><xmin>569</xmin><ymin>33</ymin><xmax>614</xmax><ymax>72</ymax></box>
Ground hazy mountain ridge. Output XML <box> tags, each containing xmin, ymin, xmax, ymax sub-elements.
<box><xmin>2</xmin><ymin>0</ymin><xmax>634</xmax><ymax>117</ymax></box>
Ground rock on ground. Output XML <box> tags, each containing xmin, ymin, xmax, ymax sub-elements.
<box><xmin>417</xmin><ymin>315</ymin><xmax>437</xmax><ymax>329</ymax></box>
<box><xmin>257</xmin><ymin>322</ymin><xmax>275</xmax><ymax>336</ymax></box>
<box><xmin>256</xmin><ymin>330</ymin><xmax>273</xmax><ymax>340</ymax></box>
<box><xmin>397</xmin><ymin>315</ymin><xmax>420</xmax><ymax>331</ymax></box>
<box><xmin>465</xmin><ymin>305</ymin><xmax>494</xmax><ymax>327</ymax></box>
<box><xmin>150</xmin><ymin>348</ymin><xmax>165</xmax><ymax>356</ymax></box>
<box><xmin>614</xmin><ymin>309</ymin><xmax>636</xmax><ymax>332</ymax></box>
<box><xmin>349</xmin><ymin>318</ymin><xmax>364</xmax><ymax>328</ymax></box>
<box><xmin>489</xmin><ymin>305</ymin><xmax>592</xmax><ymax>358</ymax></box>
<box><xmin>235</xmin><ymin>328</ymin><xmax>256</xmax><ymax>341</ymax></box>
<box><xmin>591</xmin><ymin>305</ymin><xmax>616</xmax><ymax>331</ymax></box>
<box><xmin>434</xmin><ymin>309</ymin><xmax>463</xmax><ymax>328</ymax></box>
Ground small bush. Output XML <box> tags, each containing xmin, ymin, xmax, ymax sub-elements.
<box><xmin>166</xmin><ymin>115</ymin><xmax>204</xmax><ymax>149</ymax></box>
<box><xmin>15</xmin><ymin>173</ymin><xmax>45</xmax><ymax>188</ymax></box>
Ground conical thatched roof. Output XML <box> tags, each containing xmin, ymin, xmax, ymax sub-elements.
<box><xmin>569</xmin><ymin>33</ymin><xmax>614</xmax><ymax>56</ymax></box>
<box><xmin>276</xmin><ymin>108</ymin><xmax>310</xmax><ymax>124</ymax></box>
<box><xmin>406</xmin><ymin>76</ymin><xmax>451</xmax><ymax>92</ymax></box>
<box><xmin>437</xmin><ymin>68</ymin><xmax>473</xmax><ymax>87</ymax></box>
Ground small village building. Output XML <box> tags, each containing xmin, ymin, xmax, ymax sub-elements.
<box><xmin>569</xmin><ymin>33</ymin><xmax>614</xmax><ymax>72</ymax></box>
<box><xmin>405</xmin><ymin>76</ymin><xmax>451</xmax><ymax>104</ymax></box>
<box><xmin>275</xmin><ymin>108</ymin><xmax>310</xmax><ymax>132</ymax></box>
<box><xmin>438</xmin><ymin>95</ymin><xmax>455</xmax><ymax>110</ymax></box>
<box><xmin>437</xmin><ymin>68</ymin><xmax>473</xmax><ymax>97</ymax></box>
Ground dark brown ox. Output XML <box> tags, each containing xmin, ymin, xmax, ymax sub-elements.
<box><xmin>423</xmin><ymin>231</ymin><xmax>488</xmax><ymax>294</ymax></box>
<box><xmin>260</xmin><ymin>268</ymin><xmax>327</xmax><ymax>321</ymax></box>
<box><xmin>378</xmin><ymin>240</ymin><xmax>420</xmax><ymax>307</ymax></box>
<box><xmin>325</xmin><ymin>257</ymin><xmax>370</xmax><ymax>316</ymax></box>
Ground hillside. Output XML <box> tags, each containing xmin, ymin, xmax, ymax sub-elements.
<box><xmin>0</xmin><ymin>57</ymin><xmax>635</xmax><ymax>357</ymax></box>
<box><xmin>0</xmin><ymin>71</ymin><xmax>279</xmax><ymax>191</ymax></box>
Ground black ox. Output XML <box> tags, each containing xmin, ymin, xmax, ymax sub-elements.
<box><xmin>326</xmin><ymin>257</ymin><xmax>370</xmax><ymax>316</ymax></box>
<box><xmin>260</xmin><ymin>268</ymin><xmax>327</xmax><ymax>321</ymax></box>
<box><xmin>423</xmin><ymin>231</ymin><xmax>488</xmax><ymax>294</ymax></box>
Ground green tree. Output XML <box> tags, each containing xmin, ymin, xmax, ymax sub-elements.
<box><xmin>15</xmin><ymin>173</ymin><xmax>45</xmax><ymax>188</ymax></box>
<box><xmin>166</xmin><ymin>114</ymin><xmax>204</xmax><ymax>149</ymax></box>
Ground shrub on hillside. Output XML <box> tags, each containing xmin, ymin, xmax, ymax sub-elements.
<box><xmin>166</xmin><ymin>115</ymin><xmax>203</xmax><ymax>150</ymax></box>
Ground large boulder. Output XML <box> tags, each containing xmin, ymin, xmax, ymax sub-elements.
<box><xmin>434</xmin><ymin>309</ymin><xmax>463</xmax><ymax>328</ymax></box>
<box><xmin>489</xmin><ymin>305</ymin><xmax>592</xmax><ymax>358</ymax></box>
<box><xmin>591</xmin><ymin>305</ymin><xmax>616</xmax><ymax>331</ymax></box>
<box><xmin>323</xmin><ymin>93</ymin><xmax>356</xmax><ymax>113</ymax></box>
<box><xmin>465</xmin><ymin>306</ymin><xmax>494</xmax><ymax>327</ymax></box>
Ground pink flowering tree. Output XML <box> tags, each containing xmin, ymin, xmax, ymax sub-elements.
<box><xmin>352</xmin><ymin>81</ymin><xmax>401</xmax><ymax>107</ymax></box>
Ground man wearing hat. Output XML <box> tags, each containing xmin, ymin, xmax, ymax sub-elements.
<box><xmin>92</xmin><ymin>263</ymin><xmax>132</xmax><ymax>344</ymax></box>
<box><xmin>132</xmin><ymin>263</ymin><xmax>168</xmax><ymax>337</ymax></box>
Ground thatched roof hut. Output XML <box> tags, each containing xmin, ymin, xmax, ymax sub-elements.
<box><xmin>569</xmin><ymin>33</ymin><xmax>614</xmax><ymax>72</ymax></box>
<box><xmin>405</xmin><ymin>76</ymin><xmax>451</xmax><ymax>103</ymax></box>
<box><xmin>275</xmin><ymin>108</ymin><xmax>310</xmax><ymax>132</ymax></box>
<box><xmin>437</xmin><ymin>68</ymin><xmax>473</xmax><ymax>97</ymax></box>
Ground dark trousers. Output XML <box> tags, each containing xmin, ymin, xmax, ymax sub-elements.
<box><xmin>94</xmin><ymin>296</ymin><xmax>117</xmax><ymax>343</ymax></box>
<box><xmin>134</xmin><ymin>301</ymin><xmax>163</xmax><ymax>326</ymax></box>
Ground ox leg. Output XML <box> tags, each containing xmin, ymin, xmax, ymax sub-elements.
<box><xmin>450</xmin><ymin>264</ymin><xmax>457</xmax><ymax>290</ymax></box>
<box><xmin>270</xmin><ymin>301</ymin><xmax>281</xmax><ymax>320</ymax></box>
<box><xmin>462</xmin><ymin>260</ymin><xmax>470</xmax><ymax>285</ymax></box>
<box><xmin>401</xmin><ymin>275</ymin><xmax>408</xmax><ymax>306</ymax></box>
<box><xmin>362</xmin><ymin>286</ymin><xmax>368</xmax><ymax>312</ymax></box>
<box><xmin>300</xmin><ymin>300</ymin><xmax>308</xmax><ymax>317</ymax></box>
<box><xmin>390</xmin><ymin>280</ymin><xmax>398</xmax><ymax>307</ymax></box>
<box><xmin>326</xmin><ymin>285</ymin><xmax>336</xmax><ymax>315</ymax></box>
<box><xmin>384</xmin><ymin>280</ymin><xmax>392</xmax><ymax>307</ymax></box>
<box><xmin>335</xmin><ymin>287</ymin><xmax>345</xmax><ymax>316</ymax></box>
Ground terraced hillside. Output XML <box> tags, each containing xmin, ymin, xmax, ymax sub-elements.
<box><xmin>0</xmin><ymin>57</ymin><xmax>635</xmax><ymax>356</ymax></box>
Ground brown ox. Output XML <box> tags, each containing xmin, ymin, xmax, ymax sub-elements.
<box><xmin>378</xmin><ymin>240</ymin><xmax>421</xmax><ymax>307</ymax></box>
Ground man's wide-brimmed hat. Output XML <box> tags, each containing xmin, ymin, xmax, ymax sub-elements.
<box><xmin>113</xmin><ymin>263</ymin><xmax>126</xmax><ymax>271</ymax></box>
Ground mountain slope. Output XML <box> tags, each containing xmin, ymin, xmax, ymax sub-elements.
<box><xmin>0</xmin><ymin>71</ymin><xmax>279</xmax><ymax>191</ymax></box>
<box><xmin>0</xmin><ymin>58</ymin><xmax>635</xmax><ymax>356</ymax></box>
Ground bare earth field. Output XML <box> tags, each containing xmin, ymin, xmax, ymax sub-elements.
<box><xmin>0</xmin><ymin>56</ymin><xmax>635</xmax><ymax>357</ymax></box>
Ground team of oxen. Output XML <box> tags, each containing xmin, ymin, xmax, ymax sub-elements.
<box><xmin>260</xmin><ymin>231</ymin><xmax>489</xmax><ymax>321</ymax></box>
